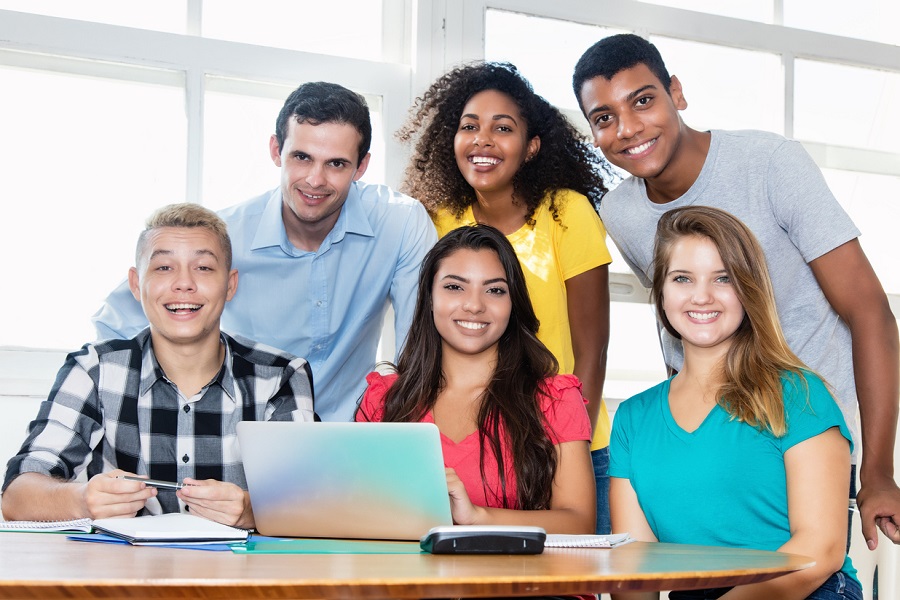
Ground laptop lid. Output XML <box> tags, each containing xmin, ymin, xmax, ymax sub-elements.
<box><xmin>237</xmin><ymin>421</ymin><xmax>453</xmax><ymax>540</ymax></box>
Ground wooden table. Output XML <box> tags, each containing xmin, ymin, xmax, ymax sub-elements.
<box><xmin>1</xmin><ymin>532</ymin><xmax>813</xmax><ymax>599</ymax></box>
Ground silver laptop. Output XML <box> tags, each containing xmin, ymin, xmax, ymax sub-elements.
<box><xmin>237</xmin><ymin>421</ymin><xmax>453</xmax><ymax>540</ymax></box>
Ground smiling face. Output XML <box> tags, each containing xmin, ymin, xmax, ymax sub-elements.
<box><xmin>270</xmin><ymin>119</ymin><xmax>370</xmax><ymax>249</ymax></box>
<box><xmin>453</xmin><ymin>90</ymin><xmax>540</xmax><ymax>200</ymax></box>
<box><xmin>662</xmin><ymin>235</ymin><xmax>745</xmax><ymax>353</ymax></box>
<box><xmin>128</xmin><ymin>227</ymin><xmax>237</xmax><ymax>349</ymax></box>
<box><xmin>432</xmin><ymin>248</ymin><xmax>512</xmax><ymax>361</ymax></box>
<box><xmin>579</xmin><ymin>63</ymin><xmax>687</xmax><ymax>182</ymax></box>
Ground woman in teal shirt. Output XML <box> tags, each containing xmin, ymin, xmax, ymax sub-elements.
<box><xmin>609</xmin><ymin>206</ymin><xmax>861</xmax><ymax>600</ymax></box>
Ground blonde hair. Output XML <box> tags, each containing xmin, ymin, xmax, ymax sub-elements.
<box><xmin>135</xmin><ymin>203</ymin><xmax>232</xmax><ymax>270</ymax></box>
<box><xmin>651</xmin><ymin>206</ymin><xmax>810</xmax><ymax>437</ymax></box>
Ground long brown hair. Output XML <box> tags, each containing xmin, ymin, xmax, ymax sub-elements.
<box><xmin>651</xmin><ymin>206</ymin><xmax>810</xmax><ymax>436</ymax></box>
<box><xmin>357</xmin><ymin>225</ymin><xmax>559</xmax><ymax>509</ymax></box>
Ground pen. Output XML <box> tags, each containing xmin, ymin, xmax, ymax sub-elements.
<box><xmin>117</xmin><ymin>475</ymin><xmax>184</xmax><ymax>490</ymax></box>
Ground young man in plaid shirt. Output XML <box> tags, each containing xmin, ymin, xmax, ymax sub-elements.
<box><xmin>1</xmin><ymin>204</ymin><xmax>314</xmax><ymax>528</ymax></box>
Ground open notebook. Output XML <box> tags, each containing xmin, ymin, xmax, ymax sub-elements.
<box><xmin>91</xmin><ymin>513</ymin><xmax>249</xmax><ymax>545</ymax></box>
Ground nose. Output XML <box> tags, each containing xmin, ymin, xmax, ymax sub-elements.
<box><xmin>172</xmin><ymin>268</ymin><xmax>197</xmax><ymax>293</ymax></box>
<box><xmin>691</xmin><ymin>283</ymin><xmax>713</xmax><ymax>305</ymax></box>
<box><xmin>617</xmin><ymin>111</ymin><xmax>644</xmax><ymax>140</ymax></box>
<box><xmin>462</xmin><ymin>291</ymin><xmax>485</xmax><ymax>314</ymax></box>
<box><xmin>473</xmin><ymin>129</ymin><xmax>493</xmax><ymax>147</ymax></box>
<box><xmin>305</xmin><ymin>162</ymin><xmax>326</xmax><ymax>188</ymax></box>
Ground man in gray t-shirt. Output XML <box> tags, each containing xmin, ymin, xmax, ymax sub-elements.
<box><xmin>573</xmin><ymin>33</ymin><xmax>900</xmax><ymax>549</ymax></box>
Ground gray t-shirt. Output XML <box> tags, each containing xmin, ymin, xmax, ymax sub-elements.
<box><xmin>600</xmin><ymin>129</ymin><xmax>861</xmax><ymax>457</ymax></box>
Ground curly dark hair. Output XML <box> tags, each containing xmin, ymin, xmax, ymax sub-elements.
<box><xmin>398</xmin><ymin>62</ymin><xmax>609</xmax><ymax>224</ymax></box>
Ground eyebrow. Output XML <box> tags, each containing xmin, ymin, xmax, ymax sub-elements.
<box><xmin>459</xmin><ymin>113</ymin><xmax>519</xmax><ymax>125</ymax></box>
<box><xmin>290</xmin><ymin>150</ymin><xmax>351</xmax><ymax>165</ymax></box>
<box><xmin>587</xmin><ymin>84</ymin><xmax>658</xmax><ymax>117</ymax></box>
<box><xmin>441</xmin><ymin>274</ymin><xmax>509</xmax><ymax>285</ymax></box>
<box><xmin>149</xmin><ymin>249</ymin><xmax>219</xmax><ymax>261</ymax></box>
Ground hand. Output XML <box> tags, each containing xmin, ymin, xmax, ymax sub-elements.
<box><xmin>857</xmin><ymin>475</ymin><xmax>900</xmax><ymax>548</ymax></box>
<box><xmin>177</xmin><ymin>478</ymin><xmax>253</xmax><ymax>528</ymax></box>
<box><xmin>445</xmin><ymin>468</ymin><xmax>486</xmax><ymax>526</ymax></box>
<box><xmin>82</xmin><ymin>469</ymin><xmax>156</xmax><ymax>519</ymax></box>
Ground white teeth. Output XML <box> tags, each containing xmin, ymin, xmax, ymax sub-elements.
<box><xmin>625</xmin><ymin>139</ymin><xmax>656</xmax><ymax>155</ymax></box>
<box><xmin>166</xmin><ymin>303</ymin><xmax>201</xmax><ymax>311</ymax></box>
<box><xmin>688</xmin><ymin>311</ymin><xmax>719</xmax><ymax>321</ymax></box>
<box><xmin>470</xmin><ymin>156</ymin><xmax>500</xmax><ymax>165</ymax></box>
<box><xmin>456</xmin><ymin>320</ymin><xmax>488</xmax><ymax>330</ymax></box>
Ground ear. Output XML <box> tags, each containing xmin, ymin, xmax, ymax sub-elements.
<box><xmin>669</xmin><ymin>75</ymin><xmax>688</xmax><ymax>111</ymax></box>
<box><xmin>269</xmin><ymin>134</ymin><xmax>283</xmax><ymax>167</ymax></box>
<box><xmin>353</xmin><ymin>152</ymin><xmax>371</xmax><ymax>181</ymax></box>
<box><xmin>127</xmin><ymin>267</ymin><xmax>142</xmax><ymax>303</ymax></box>
<box><xmin>225</xmin><ymin>269</ymin><xmax>239</xmax><ymax>302</ymax></box>
<box><xmin>526</xmin><ymin>136</ymin><xmax>541</xmax><ymax>162</ymax></box>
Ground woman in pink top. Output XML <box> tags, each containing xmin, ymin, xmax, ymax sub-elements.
<box><xmin>356</xmin><ymin>225</ymin><xmax>595</xmax><ymax>532</ymax></box>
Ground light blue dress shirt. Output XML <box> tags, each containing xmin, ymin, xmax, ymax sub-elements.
<box><xmin>92</xmin><ymin>182</ymin><xmax>437</xmax><ymax>422</ymax></box>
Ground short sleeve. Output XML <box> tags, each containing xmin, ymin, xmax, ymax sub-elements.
<box><xmin>556</xmin><ymin>191</ymin><xmax>612</xmax><ymax>281</ymax></box>
<box><xmin>768</xmin><ymin>141</ymin><xmax>859</xmax><ymax>263</ymax></box>
<box><xmin>780</xmin><ymin>371</ymin><xmax>854</xmax><ymax>454</ymax></box>
<box><xmin>538</xmin><ymin>374</ymin><xmax>592</xmax><ymax>444</ymax></box>
<box><xmin>355</xmin><ymin>372</ymin><xmax>398</xmax><ymax>422</ymax></box>
<box><xmin>608</xmin><ymin>398</ymin><xmax>636</xmax><ymax>480</ymax></box>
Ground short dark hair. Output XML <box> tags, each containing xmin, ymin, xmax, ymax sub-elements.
<box><xmin>274</xmin><ymin>81</ymin><xmax>372</xmax><ymax>166</ymax></box>
<box><xmin>573</xmin><ymin>34</ymin><xmax>672</xmax><ymax>113</ymax></box>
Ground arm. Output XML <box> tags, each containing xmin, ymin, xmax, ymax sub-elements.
<box><xmin>446</xmin><ymin>440</ymin><xmax>595</xmax><ymax>533</ymax></box>
<box><xmin>2</xmin><ymin>470</ymin><xmax>155</xmax><ymax>520</ymax></box>
<box><xmin>720</xmin><ymin>427</ymin><xmax>851</xmax><ymax>599</ymax></box>
<box><xmin>609</xmin><ymin>476</ymin><xmax>658</xmax><ymax>600</ymax></box>
<box><xmin>566</xmin><ymin>265</ymin><xmax>610</xmax><ymax>426</ymax></box>
<box><xmin>390</xmin><ymin>204</ymin><xmax>438</xmax><ymax>354</ymax></box>
<box><xmin>809</xmin><ymin>239</ymin><xmax>900</xmax><ymax>547</ymax></box>
<box><xmin>91</xmin><ymin>278</ymin><xmax>149</xmax><ymax>340</ymax></box>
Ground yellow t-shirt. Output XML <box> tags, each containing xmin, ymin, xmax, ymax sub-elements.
<box><xmin>433</xmin><ymin>189</ymin><xmax>613</xmax><ymax>449</ymax></box>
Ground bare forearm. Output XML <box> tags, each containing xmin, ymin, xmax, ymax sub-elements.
<box><xmin>2</xmin><ymin>473</ymin><xmax>87</xmax><ymax>521</ymax></box>
<box><xmin>574</xmin><ymin>355</ymin><xmax>607</xmax><ymax>426</ymax></box>
<box><xmin>466</xmin><ymin>505</ymin><xmax>595</xmax><ymax>534</ymax></box>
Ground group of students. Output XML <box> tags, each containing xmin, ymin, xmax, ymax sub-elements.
<box><xmin>2</xmin><ymin>33</ymin><xmax>899</xmax><ymax>600</ymax></box>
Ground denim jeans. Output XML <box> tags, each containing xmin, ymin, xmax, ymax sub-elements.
<box><xmin>591</xmin><ymin>446</ymin><xmax>610</xmax><ymax>535</ymax></box>
<box><xmin>667</xmin><ymin>571</ymin><xmax>863</xmax><ymax>600</ymax></box>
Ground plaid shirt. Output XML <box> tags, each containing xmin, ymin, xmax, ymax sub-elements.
<box><xmin>2</xmin><ymin>329</ymin><xmax>314</xmax><ymax>515</ymax></box>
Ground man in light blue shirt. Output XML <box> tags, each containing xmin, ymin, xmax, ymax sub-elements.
<box><xmin>93</xmin><ymin>82</ymin><xmax>437</xmax><ymax>422</ymax></box>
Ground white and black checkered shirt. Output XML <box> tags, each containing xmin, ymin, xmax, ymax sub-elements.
<box><xmin>3</xmin><ymin>328</ymin><xmax>315</xmax><ymax>515</ymax></box>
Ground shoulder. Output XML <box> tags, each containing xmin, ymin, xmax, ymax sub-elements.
<box><xmin>226</xmin><ymin>332</ymin><xmax>307</xmax><ymax>371</ymax></box>
<box><xmin>539</xmin><ymin>373</ymin><xmax>585</xmax><ymax>399</ymax></box>
<box><xmin>620</xmin><ymin>379</ymin><xmax>670</xmax><ymax>416</ymax></box>
<box><xmin>365</xmin><ymin>371</ymin><xmax>399</xmax><ymax>394</ymax></box>
<box><xmin>355</xmin><ymin>182</ymin><xmax>427</xmax><ymax>216</ymax></box>
<box><xmin>216</xmin><ymin>189</ymin><xmax>274</xmax><ymax>223</ymax></box>
<box><xmin>715</xmin><ymin>129</ymin><xmax>800</xmax><ymax>159</ymax></box>
<box><xmin>86</xmin><ymin>331</ymin><xmax>147</xmax><ymax>366</ymax></box>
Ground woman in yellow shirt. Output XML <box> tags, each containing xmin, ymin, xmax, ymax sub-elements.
<box><xmin>398</xmin><ymin>61</ymin><xmax>614</xmax><ymax>533</ymax></box>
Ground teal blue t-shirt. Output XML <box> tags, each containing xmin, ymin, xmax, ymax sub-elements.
<box><xmin>609</xmin><ymin>371</ymin><xmax>857</xmax><ymax>580</ymax></box>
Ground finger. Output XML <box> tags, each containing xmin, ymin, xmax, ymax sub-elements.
<box><xmin>876</xmin><ymin>516</ymin><xmax>900</xmax><ymax>544</ymax></box>
<box><xmin>859</xmin><ymin>506</ymin><xmax>880</xmax><ymax>550</ymax></box>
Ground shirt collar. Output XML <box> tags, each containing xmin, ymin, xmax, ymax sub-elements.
<box><xmin>138</xmin><ymin>329</ymin><xmax>237</xmax><ymax>402</ymax></box>
<box><xmin>250</xmin><ymin>184</ymin><xmax>375</xmax><ymax>255</ymax></box>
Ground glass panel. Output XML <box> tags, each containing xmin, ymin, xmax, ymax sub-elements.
<box><xmin>821</xmin><ymin>169</ymin><xmax>900</xmax><ymax>295</ymax></box>
<box><xmin>0</xmin><ymin>66</ymin><xmax>186</xmax><ymax>349</ymax></box>
<box><xmin>650</xmin><ymin>36</ymin><xmax>784</xmax><ymax>133</ymax></box>
<box><xmin>635</xmin><ymin>0</ymin><xmax>773</xmax><ymax>22</ymax></box>
<box><xmin>202</xmin><ymin>0</ymin><xmax>384</xmax><ymax>61</ymax></box>
<box><xmin>203</xmin><ymin>80</ymin><xmax>387</xmax><ymax>211</ymax></box>
<box><xmin>784</xmin><ymin>0</ymin><xmax>900</xmax><ymax>46</ymax></box>
<box><xmin>795</xmin><ymin>60</ymin><xmax>900</xmax><ymax>153</ymax></box>
<box><xmin>485</xmin><ymin>9</ymin><xmax>630</xmax><ymax>113</ymax></box>
<box><xmin>0</xmin><ymin>0</ymin><xmax>186</xmax><ymax>33</ymax></box>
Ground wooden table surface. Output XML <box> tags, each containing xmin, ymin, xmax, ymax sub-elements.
<box><xmin>0</xmin><ymin>532</ymin><xmax>814</xmax><ymax>599</ymax></box>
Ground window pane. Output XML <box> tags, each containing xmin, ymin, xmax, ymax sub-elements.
<box><xmin>795</xmin><ymin>60</ymin><xmax>900</xmax><ymax>153</ymax></box>
<box><xmin>0</xmin><ymin>66</ymin><xmax>186</xmax><ymax>349</ymax></box>
<box><xmin>636</xmin><ymin>0</ymin><xmax>773</xmax><ymax>22</ymax></box>
<box><xmin>202</xmin><ymin>0</ymin><xmax>384</xmax><ymax>61</ymax></box>
<box><xmin>0</xmin><ymin>0</ymin><xmax>186</xmax><ymax>33</ymax></box>
<box><xmin>485</xmin><ymin>9</ymin><xmax>629</xmax><ymax>113</ymax></box>
<box><xmin>784</xmin><ymin>0</ymin><xmax>900</xmax><ymax>46</ymax></box>
<box><xmin>822</xmin><ymin>169</ymin><xmax>900</xmax><ymax>294</ymax></box>
<box><xmin>606</xmin><ymin>302</ymin><xmax>667</xmax><ymax>405</ymax></box>
<box><xmin>203</xmin><ymin>80</ymin><xmax>387</xmax><ymax>211</ymax></box>
<box><xmin>650</xmin><ymin>36</ymin><xmax>783</xmax><ymax>133</ymax></box>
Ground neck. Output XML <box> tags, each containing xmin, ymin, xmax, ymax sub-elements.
<box><xmin>151</xmin><ymin>331</ymin><xmax>225</xmax><ymax>397</ymax></box>
<box><xmin>471</xmin><ymin>191</ymin><xmax>527</xmax><ymax>235</ymax></box>
<box><xmin>679</xmin><ymin>341</ymin><xmax>730</xmax><ymax>393</ymax></box>
<box><xmin>440</xmin><ymin>345</ymin><xmax>498</xmax><ymax>392</ymax></box>
<box><xmin>644</xmin><ymin>127</ymin><xmax>711</xmax><ymax>204</ymax></box>
<box><xmin>281</xmin><ymin>202</ymin><xmax>338</xmax><ymax>252</ymax></box>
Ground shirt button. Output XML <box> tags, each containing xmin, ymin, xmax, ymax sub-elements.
<box><xmin>183</xmin><ymin>405</ymin><xmax>190</xmax><ymax>413</ymax></box>
<box><xmin>316</xmin><ymin>300</ymin><xmax>323</xmax><ymax>307</ymax></box>
<box><xmin>182</xmin><ymin>454</ymin><xmax>190</xmax><ymax>463</ymax></box>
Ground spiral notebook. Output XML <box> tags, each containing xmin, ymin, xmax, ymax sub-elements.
<box><xmin>0</xmin><ymin>518</ymin><xmax>93</xmax><ymax>533</ymax></box>
<box><xmin>545</xmin><ymin>533</ymin><xmax>634</xmax><ymax>548</ymax></box>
